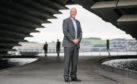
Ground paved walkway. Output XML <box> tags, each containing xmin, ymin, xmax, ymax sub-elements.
<box><xmin>0</xmin><ymin>56</ymin><xmax>137</xmax><ymax>84</ymax></box>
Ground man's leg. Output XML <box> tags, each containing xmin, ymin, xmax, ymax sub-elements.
<box><xmin>44</xmin><ymin>51</ymin><xmax>47</xmax><ymax>57</ymax></box>
<box><xmin>64</xmin><ymin>47</ymin><xmax>73</xmax><ymax>80</ymax></box>
<box><xmin>57</xmin><ymin>51</ymin><xmax>59</xmax><ymax>58</ymax></box>
<box><xmin>71</xmin><ymin>46</ymin><xmax>79</xmax><ymax>78</ymax></box>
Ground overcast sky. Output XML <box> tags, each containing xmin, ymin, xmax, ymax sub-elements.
<box><xmin>25</xmin><ymin>4</ymin><xmax>133</xmax><ymax>43</ymax></box>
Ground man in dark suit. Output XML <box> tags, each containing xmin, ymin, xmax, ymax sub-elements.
<box><xmin>62</xmin><ymin>8</ymin><xmax>82</xmax><ymax>82</ymax></box>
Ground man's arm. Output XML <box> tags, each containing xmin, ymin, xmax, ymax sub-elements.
<box><xmin>43</xmin><ymin>45</ymin><xmax>45</xmax><ymax>49</ymax></box>
<box><xmin>63</xmin><ymin>19</ymin><xmax>74</xmax><ymax>43</ymax></box>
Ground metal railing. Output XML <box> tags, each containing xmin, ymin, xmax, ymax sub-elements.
<box><xmin>8</xmin><ymin>46</ymin><xmax>137</xmax><ymax>56</ymax></box>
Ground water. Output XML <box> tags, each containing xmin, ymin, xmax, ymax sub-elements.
<box><xmin>0</xmin><ymin>58</ymin><xmax>38</xmax><ymax>70</ymax></box>
<box><xmin>1</xmin><ymin>52</ymin><xmax>136</xmax><ymax>70</ymax></box>
<box><xmin>8</xmin><ymin>58</ymin><xmax>38</xmax><ymax>66</ymax></box>
<box><xmin>102</xmin><ymin>59</ymin><xmax>137</xmax><ymax>71</ymax></box>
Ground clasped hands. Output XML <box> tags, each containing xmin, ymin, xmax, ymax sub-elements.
<box><xmin>73</xmin><ymin>39</ymin><xmax>79</xmax><ymax>45</ymax></box>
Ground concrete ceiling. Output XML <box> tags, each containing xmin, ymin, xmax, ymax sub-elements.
<box><xmin>0</xmin><ymin>0</ymin><xmax>136</xmax><ymax>56</ymax></box>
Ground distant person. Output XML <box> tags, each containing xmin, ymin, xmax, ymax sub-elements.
<box><xmin>106</xmin><ymin>39</ymin><xmax>110</xmax><ymax>56</ymax></box>
<box><xmin>43</xmin><ymin>42</ymin><xmax>48</xmax><ymax>57</ymax></box>
<box><xmin>56</xmin><ymin>39</ymin><xmax>61</xmax><ymax>58</ymax></box>
<box><xmin>62</xmin><ymin>8</ymin><xmax>82</xmax><ymax>82</ymax></box>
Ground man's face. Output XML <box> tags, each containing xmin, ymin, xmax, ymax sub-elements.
<box><xmin>70</xmin><ymin>8</ymin><xmax>77</xmax><ymax>19</ymax></box>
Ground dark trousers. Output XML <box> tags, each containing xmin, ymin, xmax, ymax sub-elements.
<box><xmin>56</xmin><ymin>50</ymin><xmax>60</xmax><ymax>58</ymax></box>
<box><xmin>64</xmin><ymin>46</ymin><xmax>79</xmax><ymax>79</ymax></box>
<box><xmin>44</xmin><ymin>51</ymin><xmax>47</xmax><ymax>56</ymax></box>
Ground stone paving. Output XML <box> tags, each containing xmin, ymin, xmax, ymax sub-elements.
<box><xmin>0</xmin><ymin>56</ymin><xmax>137</xmax><ymax>84</ymax></box>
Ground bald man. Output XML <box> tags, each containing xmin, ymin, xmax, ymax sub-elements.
<box><xmin>62</xmin><ymin>8</ymin><xmax>82</xmax><ymax>82</ymax></box>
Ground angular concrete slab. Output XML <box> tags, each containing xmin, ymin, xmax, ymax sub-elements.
<box><xmin>91</xmin><ymin>1</ymin><xmax>117</xmax><ymax>9</ymax></box>
<box><xmin>117</xmin><ymin>14</ymin><xmax>137</xmax><ymax>22</ymax></box>
<box><xmin>117</xmin><ymin>0</ymin><xmax>137</xmax><ymax>8</ymax></box>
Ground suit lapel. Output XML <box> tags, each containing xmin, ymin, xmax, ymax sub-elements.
<box><xmin>69</xmin><ymin>17</ymin><xmax>75</xmax><ymax>31</ymax></box>
<box><xmin>69</xmin><ymin>17</ymin><xmax>79</xmax><ymax>37</ymax></box>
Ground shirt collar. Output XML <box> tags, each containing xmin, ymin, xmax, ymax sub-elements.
<box><xmin>70</xmin><ymin>17</ymin><xmax>76</xmax><ymax>21</ymax></box>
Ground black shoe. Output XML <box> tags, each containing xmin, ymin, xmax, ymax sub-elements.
<box><xmin>71</xmin><ymin>77</ymin><xmax>81</xmax><ymax>82</ymax></box>
<box><xmin>64</xmin><ymin>79</ymin><xmax>70</xmax><ymax>82</ymax></box>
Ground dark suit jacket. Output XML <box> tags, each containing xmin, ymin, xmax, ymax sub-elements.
<box><xmin>43</xmin><ymin>44</ymin><xmax>48</xmax><ymax>51</ymax></box>
<box><xmin>62</xmin><ymin>17</ymin><xmax>82</xmax><ymax>48</ymax></box>
<box><xmin>56</xmin><ymin>41</ymin><xmax>60</xmax><ymax>51</ymax></box>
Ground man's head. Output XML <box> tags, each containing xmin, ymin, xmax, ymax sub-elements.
<box><xmin>70</xmin><ymin>8</ymin><xmax>77</xmax><ymax>19</ymax></box>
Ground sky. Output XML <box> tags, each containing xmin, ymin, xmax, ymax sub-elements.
<box><xmin>25</xmin><ymin>4</ymin><xmax>133</xmax><ymax>43</ymax></box>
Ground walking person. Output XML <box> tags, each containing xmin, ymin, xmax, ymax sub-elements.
<box><xmin>62</xmin><ymin>8</ymin><xmax>82</xmax><ymax>82</ymax></box>
<box><xmin>43</xmin><ymin>42</ymin><xmax>48</xmax><ymax>57</ymax></box>
<box><xmin>56</xmin><ymin>39</ymin><xmax>61</xmax><ymax>58</ymax></box>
